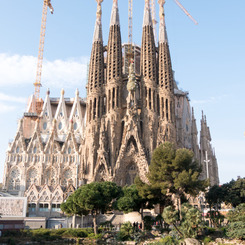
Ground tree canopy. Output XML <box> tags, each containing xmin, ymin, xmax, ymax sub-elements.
<box><xmin>205</xmin><ymin>178</ymin><xmax>245</xmax><ymax>208</ymax></box>
<box><xmin>115</xmin><ymin>176</ymin><xmax>168</xmax><ymax>230</ymax></box>
<box><xmin>226</xmin><ymin>203</ymin><xmax>245</xmax><ymax>240</ymax></box>
<box><xmin>148</xmin><ymin>142</ymin><xmax>207</xmax><ymax>213</ymax></box>
<box><xmin>61</xmin><ymin>181</ymin><xmax>121</xmax><ymax>234</ymax></box>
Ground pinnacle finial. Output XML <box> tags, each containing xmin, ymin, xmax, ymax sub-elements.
<box><xmin>93</xmin><ymin>0</ymin><xmax>103</xmax><ymax>42</ymax></box>
<box><xmin>61</xmin><ymin>88</ymin><xmax>65</xmax><ymax>96</ymax></box>
<box><xmin>110</xmin><ymin>0</ymin><xmax>119</xmax><ymax>26</ymax></box>
<box><xmin>46</xmin><ymin>88</ymin><xmax>50</xmax><ymax>95</ymax></box>
<box><xmin>143</xmin><ymin>0</ymin><xmax>152</xmax><ymax>27</ymax></box>
<box><xmin>75</xmin><ymin>88</ymin><xmax>79</xmax><ymax>96</ymax></box>
<box><xmin>96</xmin><ymin>0</ymin><xmax>103</xmax><ymax>18</ymax></box>
<box><xmin>158</xmin><ymin>0</ymin><xmax>168</xmax><ymax>43</ymax></box>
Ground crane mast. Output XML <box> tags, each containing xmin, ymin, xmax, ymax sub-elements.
<box><xmin>128</xmin><ymin>0</ymin><xmax>133</xmax><ymax>61</ymax></box>
<box><xmin>34</xmin><ymin>0</ymin><xmax>53</xmax><ymax>107</ymax></box>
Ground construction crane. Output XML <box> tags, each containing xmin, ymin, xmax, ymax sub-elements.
<box><xmin>174</xmin><ymin>0</ymin><xmax>198</xmax><ymax>25</ymax></box>
<box><xmin>127</xmin><ymin>0</ymin><xmax>133</xmax><ymax>61</ymax></box>
<box><xmin>34</xmin><ymin>0</ymin><xmax>54</xmax><ymax>106</ymax></box>
<box><xmin>151</xmin><ymin>0</ymin><xmax>197</xmax><ymax>42</ymax></box>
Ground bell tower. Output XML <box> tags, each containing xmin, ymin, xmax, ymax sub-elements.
<box><xmin>157</xmin><ymin>0</ymin><xmax>176</xmax><ymax>144</ymax></box>
<box><xmin>140</xmin><ymin>0</ymin><xmax>158</xmax><ymax>161</ymax></box>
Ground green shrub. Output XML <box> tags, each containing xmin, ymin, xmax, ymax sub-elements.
<box><xmin>3</xmin><ymin>230</ymin><xmax>21</xmax><ymax>237</ymax></box>
<box><xmin>226</xmin><ymin>221</ymin><xmax>245</xmax><ymax>240</ymax></box>
<box><xmin>203</xmin><ymin>236</ymin><xmax>212</xmax><ymax>244</ymax></box>
<box><xmin>116</xmin><ymin>222</ymin><xmax>134</xmax><ymax>241</ymax></box>
<box><xmin>205</xmin><ymin>226</ymin><xmax>216</xmax><ymax>235</ymax></box>
<box><xmin>7</xmin><ymin>238</ymin><xmax>16</xmax><ymax>245</ymax></box>
<box><xmin>144</xmin><ymin>215</ymin><xmax>154</xmax><ymax>231</ymax></box>
<box><xmin>158</xmin><ymin>235</ymin><xmax>178</xmax><ymax>245</ymax></box>
<box><xmin>62</xmin><ymin>228</ymin><xmax>87</xmax><ymax>238</ymax></box>
<box><xmin>88</xmin><ymin>233</ymin><xmax>102</xmax><ymax>240</ymax></box>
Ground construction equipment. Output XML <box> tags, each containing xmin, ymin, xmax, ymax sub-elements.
<box><xmin>34</xmin><ymin>0</ymin><xmax>54</xmax><ymax>102</ymax></box>
<box><xmin>127</xmin><ymin>0</ymin><xmax>133</xmax><ymax>61</ymax></box>
<box><xmin>174</xmin><ymin>0</ymin><xmax>198</xmax><ymax>25</ymax></box>
<box><xmin>151</xmin><ymin>0</ymin><xmax>197</xmax><ymax>42</ymax></box>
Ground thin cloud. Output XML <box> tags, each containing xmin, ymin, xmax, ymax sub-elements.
<box><xmin>192</xmin><ymin>94</ymin><xmax>228</xmax><ymax>105</ymax></box>
<box><xmin>0</xmin><ymin>53</ymin><xmax>89</xmax><ymax>88</ymax></box>
<box><xmin>0</xmin><ymin>102</ymin><xmax>16</xmax><ymax>113</ymax></box>
<box><xmin>0</xmin><ymin>92</ymin><xmax>27</xmax><ymax>103</ymax></box>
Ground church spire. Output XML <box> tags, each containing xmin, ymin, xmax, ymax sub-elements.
<box><xmin>157</xmin><ymin>0</ymin><xmax>176</xmax><ymax>144</ymax></box>
<box><xmin>87</xmin><ymin>0</ymin><xmax>105</xmax><ymax>123</ymax></box>
<box><xmin>93</xmin><ymin>0</ymin><xmax>103</xmax><ymax>43</ymax></box>
<box><xmin>88</xmin><ymin>0</ymin><xmax>104</xmax><ymax>95</ymax></box>
<box><xmin>143</xmin><ymin>0</ymin><xmax>152</xmax><ymax>27</ymax></box>
<box><xmin>110</xmin><ymin>0</ymin><xmax>120</xmax><ymax>26</ymax></box>
<box><xmin>158</xmin><ymin>0</ymin><xmax>168</xmax><ymax>43</ymax></box>
<box><xmin>107</xmin><ymin>0</ymin><xmax>122</xmax><ymax>83</ymax></box>
<box><xmin>141</xmin><ymin>0</ymin><xmax>157</xmax><ymax>82</ymax></box>
<box><xmin>158</xmin><ymin>0</ymin><xmax>173</xmax><ymax>93</ymax></box>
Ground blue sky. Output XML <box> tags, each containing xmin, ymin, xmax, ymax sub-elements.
<box><xmin>0</xmin><ymin>0</ymin><xmax>244</xmax><ymax>184</ymax></box>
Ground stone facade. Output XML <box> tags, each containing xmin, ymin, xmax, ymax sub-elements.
<box><xmin>2</xmin><ymin>0</ymin><xmax>219</xmax><ymax>217</ymax></box>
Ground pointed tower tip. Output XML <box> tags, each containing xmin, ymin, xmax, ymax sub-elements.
<box><xmin>61</xmin><ymin>89</ymin><xmax>65</xmax><ymax>96</ymax></box>
<box><xmin>158</xmin><ymin>0</ymin><xmax>168</xmax><ymax>43</ymax></box>
<box><xmin>75</xmin><ymin>88</ymin><xmax>79</xmax><ymax>96</ymax></box>
<box><xmin>46</xmin><ymin>88</ymin><xmax>50</xmax><ymax>95</ymax></box>
<box><xmin>110</xmin><ymin>0</ymin><xmax>120</xmax><ymax>26</ymax></box>
<box><xmin>93</xmin><ymin>0</ymin><xmax>103</xmax><ymax>42</ymax></box>
<box><xmin>143</xmin><ymin>0</ymin><xmax>153</xmax><ymax>27</ymax></box>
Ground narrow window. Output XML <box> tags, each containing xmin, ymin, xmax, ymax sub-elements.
<box><xmin>93</xmin><ymin>98</ymin><xmax>97</xmax><ymax>119</ymax></box>
<box><xmin>149</xmin><ymin>88</ymin><xmax>152</xmax><ymax>109</ymax></box>
<box><xmin>157</xmin><ymin>94</ymin><xmax>160</xmax><ymax>116</ymax></box>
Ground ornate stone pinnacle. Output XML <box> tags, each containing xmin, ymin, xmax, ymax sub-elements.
<box><xmin>96</xmin><ymin>0</ymin><xmax>103</xmax><ymax>18</ymax></box>
<box><xmin>158</xmin><ymin>0</ymin><xmax>166</xmax><ymax>20</ymax></box>
<box><xmin>61</xmin><ymin>88</ymin><xmax>65</xmax><ymax>96</ymax></box>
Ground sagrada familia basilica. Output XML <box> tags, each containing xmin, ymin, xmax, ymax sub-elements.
<box><xmin>2</xmin><ymin>0</ymin><xmax>219</xmax><ymax>217</ymax></box>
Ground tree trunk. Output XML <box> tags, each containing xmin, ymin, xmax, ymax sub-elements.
<box><xmin>92</xmin><ymin>214</ymin><xmax>98</xmax><ymax>235</ymax></box>
<box><xmin>178</xmin><ymin>194</ymin><xmax>182</xmax><ymax>221</ymax></box>
<box><xmin>140</xmin><ymin>205</ymin><xmax>145</xmax><ymax>231</ymax></box>
<box><xmin>173</xmin><ymin>223</ymin><xmax>183</xmax><ymax>238</ymax></box>
<box><xmin>72</xmin><ymin>214</ymin><xmax>76</xmax><ymax>228</ymax></box>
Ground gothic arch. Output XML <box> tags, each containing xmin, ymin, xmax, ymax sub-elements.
<box><xmin>126</xmin><ymin>135</ymin><xmax>138</xmax><ymax>153</ymax></box>
<box><xmin>8</xmin><ymin>167</ymin><xmax>21</xmax><ymax>191</ymax></box>
<box><xmin>61</xmin><ymin>168</ymin><xmax>73</xmax><ymax>187</ymax></box>
<box><xmin>114</xmin><ymin>131</ymin><xmax>149</xmax><ymax>186</ymax></box>
<box><xmin>125</xmin><ymin>162</ymin><xmax>138</xmax><ymax>185</ymax></box>
<box><xmin>44</xmin><ymin>167</ymin><xmax>56</xmax><ymax>186</ymax></box>
<box><xmin>93</xmin><ymin>156</ymin><xmax>111</xmax><ymax>182</ymax></box>
<box><xmin>26</xmin><ymin>167</ymin><xmax>38</xmax><ymax>189</ymax></box>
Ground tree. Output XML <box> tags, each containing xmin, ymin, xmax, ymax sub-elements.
<box><xmin>223</xmin><ymin>178</ymin><xmax>245</xmax><ymax>207</ymax></box>
<box><xmin>61</xmin><ymin>181</ymin><xmax>121</xmax><ymax>234</ymax></box>
<box><xmin>205</xmin><ymin>185</ymin><xmax>225</xmax><ymax>211</ymax></box>
<box><xmin>226</xmin><ymin>203</ymin><xmax>245</xmax><ymax>240</ymax></box>
<box><xmin>115</xmin><ymin>178</ymin><xmax>165</xmax><ymax>231</ymax></box>
<box><xmin>180</xmin><ymin>203</ymin><xmax>202</xmax><ymax>238</ymax></box>
<box><xmin>162</xmin><ymin>204</ymin><xmax>203</xmax><ymax>239</ymax></box>
<box><xmin>148</xmin><ymin>142</ymin><xmax>207</xmax><ymax>217</ymax></box>
<box><xmin>61</xmin><ymin>193</ymin><xmax>88</xmax><ymax>216</ymax></box>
